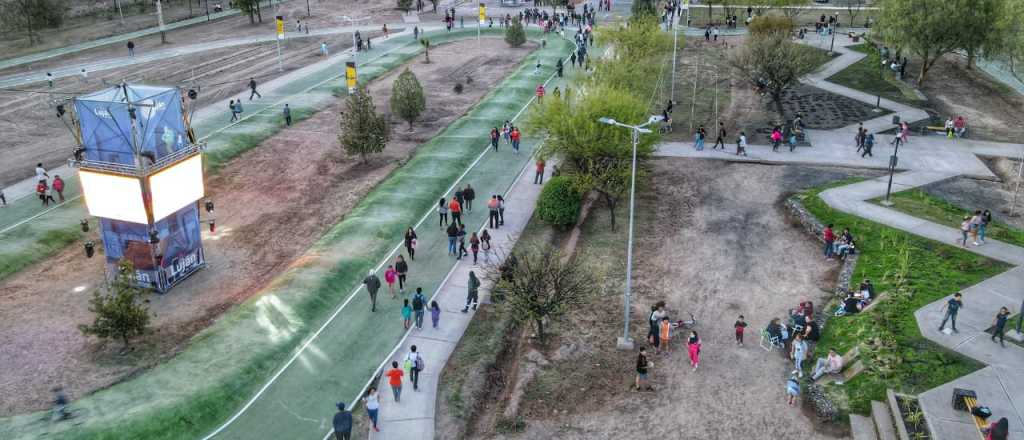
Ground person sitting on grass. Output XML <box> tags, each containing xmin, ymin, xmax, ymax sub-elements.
<box><xmin>856</xmin><ymin>279</ymin><xmax>874</xmax><ymax>302</ymax></box>
<box><xmin>810</xmin><ymin>349</ymin><xmax>843</xmax><ymax>380</ymax></box>
<box><xmin>833</xmin><ymin>228</ymin><xmax>856</xmax><ymax>259</ymax></box>
<box><xmin>842</xmin><ymin>292</ymin><xmax>864</xmax><ymax>315</ymax></box>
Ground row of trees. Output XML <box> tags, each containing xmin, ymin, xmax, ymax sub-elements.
<box><xmin>875</xmin><ymin>0</ymin><xmax>1024</xmax><ymax>84</ymax></box>
<box><xmin>1</xmin><ymin>0</ymin><xmax>66</xmax><ymax>45</ymax></box>
<box><xmin>338</xmin><ymin>67</ymin><xmax>425</xmax><ymax>162</ymax></box>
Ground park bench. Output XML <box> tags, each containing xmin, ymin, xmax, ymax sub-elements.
<box><xmin>814</xmin><ymin>345</ymin><xmax>864</xmax><ymax>385</ymax></box>
<box><xmin>953</xmin><ymin>389</ymin><xmax>989</xmax><ymax>440</ymax></box>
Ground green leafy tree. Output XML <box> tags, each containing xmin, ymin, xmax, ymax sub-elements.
<box><xmin>397</xmin><ymin>0</ymin><xmax>413</xmax><ymax>13</ymax></box>
<box><xmin>235</xmin><ymin>0</ymin><xmax>260</xmax><ymax>23</ymax></box>
<box><xmin>78</xmin><ymin>260</ymin><xmax>151</xmax><ymax>348</ymax></box>
<box><xmin>875</xmin><ymin>0</ymin><xmax>962</xmax><ymax>85</ymax></box>
<box><xmin>390</xmin><ymin>68</ymin><xmax>426</xmax><ymax>130</ymax></box>
<box><xmin>505</xmin><ymin>18</ymin><xmax>526</xmax><ymax>48</ymax></box>
<box><xmin>1</xmin><ymin>0</ymin><xmax>67</xmax><ymax>45</ymax></box>
<box><xmin>951</xmin><ymin>0</ymin><xmax>1006</xmax><ymax>69</ymax></box>
<box><xmin>537</xmin><ymin>176</ymin><xmax>581</xmax><ymax>227</ymax></box>
<box><xmin>729</xmin><ymin>32</ymin><xmax>820</xmax><ymax>115</ymax></box>
<box><xmin>768</xmin><ymin>0</ymin><xmax>809</xmax><ymax>20</ymax></box>
<box><xmin>846</xmin><ymin>0</ymin><xmax>867</xmax><ymax>28</ymax></box>
<box><xmin>747</xmin><ymin>15</ymin><xmax>794</xmax><ymax>36</ymax></box>
<box><xmin>339</xmin><ymin>85</ymin><xmax>390</xmax><ymax>163</ymax></box>
<box><xmin>420</xmin><ymin>38</ymin><xmax>431</xmax><ymax>63</ymax></box>
<box><xmin>486</xmin><ymin>246</ymin><xmax>594</xmax><ymax>344</ymax></box>
<box><xmin>999</xmin><ymin>0</ymin><xmax>1024</xmax><ymax>81</ymax></box>
<box><xmin>631</xmin><ymin>0</ymin><xmax>656</xmax><ymax>18</ymax></box>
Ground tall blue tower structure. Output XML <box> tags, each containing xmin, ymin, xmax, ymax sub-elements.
<box><xmin>72</xmin><ymin>83</ymin><xmax>206</xmax><ymax>292</ymax></box>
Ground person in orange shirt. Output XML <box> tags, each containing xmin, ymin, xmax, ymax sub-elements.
<box><xmin>449</xmin><ymin>196</ymin><xmax>462</xmax><ymax>226</ymax></box>
<box><xmin>534</xmin><ymin>159</ymin><xmax>546</xmax><ymax>184</ymax></box>
<box><xmin>385</xmin><ymin>361</ymin><xmax>404</xmax><ymax>402</ymax></box>
<box><xmin>658</xmin><ymin>317</ymin><xmax>671</xmax><ymax>354</ymax></box>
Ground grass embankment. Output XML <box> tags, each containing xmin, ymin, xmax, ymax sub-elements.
<box><xmin>827</xmin><ymin>42</ymin><xmax>924</xmax><ymax>107</ymax></box>
<box><xmin>873</xmin><ymin>189</ymin><xmax>1024</xmax><ymax>248</ymax></box>
<box><xmin>797</xmin><ymin>184</ymin><xmax>1007</xmax><ymax>414</ymax></box>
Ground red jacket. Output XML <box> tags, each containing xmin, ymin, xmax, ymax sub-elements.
<box><xmin>823</xmin><ymin>228</ymin><xmax>834</xmax><ymax>242</ymax></box>
<box><xmin>536</xmin><ymin>86</ymin><xmax>545</xmax><ymax>97</ymax></box>
<box><xmin>52</xmin><ymin>178</ymin><xmax>64</xmax><ymax>192</ymax></box>
<box><xmin>510</xmin><ymin>130</ymin><xmax>521</xmax><ymax>141</ymax></box>
<box><xmin>536</xmin><ymin>160</ymin><xmax>545</xmax><ymax>172</ymax></box>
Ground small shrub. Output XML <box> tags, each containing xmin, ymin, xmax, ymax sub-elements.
<box><xmin>536</xmin><ymin>176</ymin><xmax>581</xmax><ymax>228</ymax></box>
<box><xmin>505</xmin><ymin>18</ymin><xmax>526</xmax><ymax>48</ymax></box>
<box><xmin>748</xmin><ymin>15</ymin><xmax>795</xmax><ymax>36</ymax></box>
<box><xmin>453</xmin><ymin>83</ymin><xmax>464</xmax><ymax>94</ymax></box>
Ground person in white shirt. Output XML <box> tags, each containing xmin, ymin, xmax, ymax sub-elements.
<box><xmin>404</xmin><ymin>346</ymin><xmax>424</xmax><ymax>391</ymax></box>
<box><xmin>736</xmin><ymin>132</ymin><xmax>748</xmax><ymax>156</ymax></box>
<box><xmin>811</xmin><ymin>349</ymin><xmax>844</xmax><ymax>380</ymax></box>
<box><xmin>35</xmin><ymin>163</ymin><xmax>48</xmax><ymax>182</ymax></box>
<box><xmin>363</xmin><ymin>387</ymin><xmax>380</xmax><ymax>432</ymax></box>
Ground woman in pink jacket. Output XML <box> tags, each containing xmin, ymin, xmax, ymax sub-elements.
<box><xmin>384</xmin><ymin>265</ymin><xmax>398</xmax><ymax>298</ymax></box>
<box><xmin>687</xmin><ymin>331</ymin><xmax>702</xmax><ymax>371</ymax></box>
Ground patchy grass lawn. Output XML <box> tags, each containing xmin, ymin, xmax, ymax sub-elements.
<box><xmin>828</xmin><ymin>43</ymin><xmax>924</xmax><ymax>107</ymax></box>
<box><xmin>873</xmin><ymin>189</ymin><xmax>1024</xmax><ymax>248</ymax></box>
<box><xmin>796</xmin><ymin>184</ymin><xmax>1006</xmax><ymax>414</ymax></box>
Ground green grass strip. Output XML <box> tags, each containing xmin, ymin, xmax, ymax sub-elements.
<box><xmin>872</xmin><ymin>189</ymin><xmax>1024</xmax><ymax>248</ymax></box>
<box><xmin>827</xmin><ymin>43</ymin><xmax>924</xmax><ymax>107</ymax></box>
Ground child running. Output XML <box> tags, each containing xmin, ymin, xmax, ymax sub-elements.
<box><xmin>430</xmin><ymin>301</ymin><xmax>441</xmax><ymax>329</ymax></box>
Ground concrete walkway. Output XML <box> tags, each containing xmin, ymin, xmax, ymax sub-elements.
<box><xmin>657</xmin><ymin>31</ymin><xmax>1024</xmax><ymax>440</ymax></box>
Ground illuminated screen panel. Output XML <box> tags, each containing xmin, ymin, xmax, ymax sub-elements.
<box><xmin>79</xmin><ymin>170</ymin><xmax>148</xmax><ymax>224</ymax></box>
<box><xmin>149</xmin><ymin>155</ymin><xmax>205</xmax><ymax>222</ymax></box>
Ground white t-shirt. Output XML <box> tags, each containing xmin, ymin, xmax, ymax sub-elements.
<box><xmin>405</xmin><ymin>351</ymin><xmax>422</xmax><ymax>370</ymax></box>
<box><xmin>365</xmin><ymin>392</ymin><xmax>379</xmax><ymax>410</ymax></box>
<box><xmin>739</xmin><ymin>135</ymin><xmax>747</xmax><ymax>147</ymax></box>
<box><xmin>35</xmin><ymin>166</ymin><xmax>47</xmax><ymax>179</ymax></box>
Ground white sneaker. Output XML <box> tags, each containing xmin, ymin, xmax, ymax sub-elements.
<box><xmin>973</xmin><ymin>242</ymin><xmax>979</xmax><ymax>246</ymax></box>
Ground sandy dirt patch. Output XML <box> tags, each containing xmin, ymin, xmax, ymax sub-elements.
<box><xmin>919</xmin><ymin>55</ymin><xmax>1024</xmax><ymax>143</ymax></box>
<box><xmin>0</xmin><ymin>37</ymin><xmax>534</xmax><ymax>415</ymax></box>
<box><xmin>473</xmin><ymin>159</ymin><xmax>880</xmax><ymax>439</ymax></box>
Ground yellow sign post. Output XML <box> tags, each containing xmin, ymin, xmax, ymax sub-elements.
<box><xmin>275</xmin><ymin>16</ymin><xmax>284</xmax><ymax>71</ymax></box>
<box><xmin>346</xmin><ymin>62</ymin><xmax>357</xmax><ymax>93</ymax></box>
<box><xmin>478</xmin><ymin>3</ymin><xmax>486</xmax><ymax>24</ymax></box>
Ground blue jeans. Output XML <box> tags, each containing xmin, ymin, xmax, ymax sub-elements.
<box><xmin>391</xmin><ymin>384</ymin><xmax>401</xmax><ymax>402</ymax></box>
<box><xmin>824</xmin><ymin>240</ymin><xmax>834</xmax><ymax>258</ymax></box>
<box><xmin>939</xmin><ymin>311</ymin><xmax>958</xmax><ymax>331</ymax></box>
<box><xmin>415</xmin><ymin>310</ymin><xmax>424</xmax><ymax>328</ymax></box>
<box><xmin>695</xmin><ymin>136</ymin><xmax>704</xmax><ymax>150</ymax></box>
<box><xmin>979</xmin><ymin>224</ymin><xmax>987</xmax><ymax>242</ymax></box>
<box><xmin>448</xmin><ymin>236</ymin><xmax>457</xmax><ymax>254</ymax></box>
<box><xmin>367</xmin><ymin>408</ymin><xmax>379</xmax><ymax>427</ymax></box>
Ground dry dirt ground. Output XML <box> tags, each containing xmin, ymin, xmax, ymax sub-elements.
<box><xmin>0</xmin><ymin>38</ymin><xmax>534</xmax><ymax>415</ymax></box>
<box><xmin>918</xmin><ymin>54</ymin><xmax>1024</xmax><ymax>143</ymax></box>
<box><xmin>474</xmin><ymin>159</ymin><xmax>881</xmax><ymax>439</ymax></box>
<box><xmin>0</xmin><ymin>0</ymin><xmax>413</xmax><ymax>187</ymax></box>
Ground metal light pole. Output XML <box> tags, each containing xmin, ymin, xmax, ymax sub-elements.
<box><xmin>114</xmin><ymin>0</ymin><xmax>125</xmax><ymax>25</ymax></box>
<box><xmin>205</xmin><ymin>0</ymin><xmax>210</xmax><ymax>21</ymax></box>
<box><xmin>881</xmin><ymin>140</ymin><xmax>900</xmax><ymax>206</ymax></box>
<box><xmin>156</xmin><ymin>0</ymin><xmax>167</xmax><ymax>43</ymax></box>
<box><xmin>599</xmin><ymin>116</ymin><xmax>662</xmax><ymax>351</ymax></box>
<box><xmin>1008</xmin><ymin>152</ymin><xmax>1024</xmax><ymax>217</ymax></box>
<box><xmin>874</xmin><ymin>45</ymin><xmax>883</xmax><ymax>111</ymax></box>
<box><xmin>828</xmin><ymin>15</ymin><xmax>837</xmax><ymax>54</ymax></box>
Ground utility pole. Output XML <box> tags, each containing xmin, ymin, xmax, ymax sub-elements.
<box><xmin>1009</xmin><ymin>152</ymin><xmax>1024</xmax><ymax>217</ymax></box>
<box><xmin>205</xmin><ymin>0</ymin><xmax>210</xmax><ymax>21</ymax></box>
<box><xmin>881</xmin><ymin>141</ymin><xmax>900</xmax><ymax>206</ymax></box>
<box><xmin>156</xmin><ymin>0</ymin><xmax>167</xmax><ymax>43</ymax></box>
<box><xmin>306</xmin><ymin>0</ymin><xmax>311</xmax><ymax>17</ymax></box>
<box><xmin>114</xmin><ymin>0</ymin><xmax>125</xmax><ymax>25</ymax></box>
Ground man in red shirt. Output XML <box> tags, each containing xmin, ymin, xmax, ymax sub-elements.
<box><xmin>449</xmin><ymin>197</ymin><xmax>462</xmax><ymax>227</ymax></box>
<box><xmin>535</xmin><ymin>84</ymin><xmax>545</xmax><ymax>104</ymax></box>
<box><xmin>534</xmin><ymin>159</ymin><xmax>545</xmax><ymax>184</ymax></box>
<box><xmin>510</xmin><ymin>127</ymin><xmax>522</xmax><ymax>154</ymax></box>
<box><xmin>823</xmin><ymin>223</ymin><xmax>835</xmax><ymax>260</ymax></box>
<box><xmin>52</xmin><ymin>175</ymin><xmax>65</xmax><ymax>202</ymax></box>
<box><xmin>384</xmin><ymin>361</ymin><xmax>404</xmax><ymax>402</ymax></box>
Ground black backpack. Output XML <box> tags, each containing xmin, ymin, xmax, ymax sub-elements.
<box><xmin>412</xmin><ymin>295</ymin><xmax>424</xmax><ymax>310</ymax></box>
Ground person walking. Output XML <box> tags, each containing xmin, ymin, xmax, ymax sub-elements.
<box><xmin>635</xmin><ymin>347</ymin><xmax>653</xmax><ymax>391</ymax></box>
<box><xmin>363</xmin><ymin>388</ymin><xmax>380</xmax><ymax>432</ymax></box>
<box><xmin>770</xmin><ymin>127</ymin><xmax>783</xmax><ymax>152</ymax></box>
<box><xmin>229</xmin><ymin>100</ymin><xmax>239</xmax><ymax>122</ymax></box>
<box><xmin>462</xmin><ymin>271</ymin><xmax>480</xmax><ymax>312</ymax></box>
<box><xmin>786</xmin><ymin>372</ymin><xmax>801</xmax><ymax>406</ymax></box>
<box><xmin>321</xmin><ymin>41</ymin><xmax>329</xmax><ymax>56</ymax></box>
<box><xmin>449</xmin><ymin>196</ymin><xmax>463</xmax><ymax>227</ymax></box>
<box><xmin>712</xmin><ymin>122</ymin><xmax>726</xmax><ymax>150</ymax></box>
<box><xmin>401</xmin><ymin>299</ymin><xmax>412</xmax><ymax>329</ymax></box>
<box><xmin>987</xmin><ymin>418</ymin><xmax>1010</xmax><ymax>440</ymax></box>
<box><xmin>791</xmin><ymin>334</ymin><xmax>808</xmax><ymax>376</ymax></box>
<box><xmin>385</xmin><ymin>265</ymin><xmax>398</xmax><ymax>298</ymax></box>
<box><xmin>404</xmin><ymin>345</ymin><xmax>424</xmax><ymax>391</ymax></box>
<box><xmin>855</xmin><ymin>123</ymin><xmax>865</xmax><ymax>151</ymax></box>
<box><xmin>657</xmin><ymin>316</ymin><xmax>671</xmax><ymax>354</ymax></box>
<box><xmin>430</xmin><ymin>301</ymin><xmax>441</xmax><ymax>328</ymax></box>
<box><xmin>502</xmin><ymin>121</ymin><xmax>512</xmax><ymax>144</ymax></box>
<box><xmin>127</xmin><ymin>40</ymin><xmax>135</xmax><ymax>56</ymax></box>
<box><xmin>694</xmin><ymin>125</ymin><xmax>706</xmax><ymax>151</ymax></box>
<box><xmin>52</xmin><ymin>175</ymin><xmax>65</xmax><ymax>202</ymax></box>
<box><xmin>469</xmin><ymin>232</ymin><xmax>480</xmax><ymax>264</ymax></box>
<box><xmin>970</xmin><ymin>210</ymin><xmax>983</xmax><ymax>246</ymax></box>
<box><xmin>283</xmin><ymin>104</ymin><xmax>292</xmax><ymax>126</ymax></box>
<box><xmin>734</xmin><ymin>315</ymin><xmax>747</xmax><ymax>346</ymax></box>
<box><xmin>480</xmin><ymin>229</ymin><xmax>492</xmax><ymax>260</ymax></box>
<box><xmin>488</xmin><ymin>195</ymin><xmax>500</xmax><ymax>229</ymax></box>
<box><xmin>823</xmin><ymin>223</ymin><xmax>835</xmax><ymax>260</ymax></box>
<box><xmin>687</xmin><ymin>331</ymin><xmax>701</xmax><ymax>371</ymax></box>
<box><xmin>490</xmin><ymin>127</ymin><xmax>500</xmax><ymax>151</ymax></box>
<box><xmin>959</xmin><ymin>216</ymin><xmax>971</xmax><ymax>247</ymax></box>
<box><xmin>991</xmin><ymin>307</ymin><xmax>1010</xmax><ymax>347</ymax></box>
<box><xmin>446</xmin><ymin>222</ymin><xmax>459</xmax><ymax>256</ymax></box>
<box><xmin>979</xmin><ymin>209</ymin><xmax>992</xmax><ymax>244</ymax></box>
<box><xmin>385</xmin><ymin>361</ymin><xmax>404</xmax><ymax>402</ymax></box>
<box><xmin>383</xmin><ymin>23</ymin><xmax>389</xmax><ymax>38</ymax></box>
<box><xmin>233</xmin><ymin>99</ymin><xmax>244</xmax><ymax>118</ymax></box>
<box><xmin>35</xmin><ymin>163</ymin><xmax>47</xmax><ymax>182</ymax></box>
<box><xmin>534</xmin><ymin>158</ymin><xmax>546</xmax><ymax>184</ymax></box>
<box><xmin>647</xmin><ymin>302</ymin><xmax>667</xmax><ymax>350</ymax></box>
<box><xmin>404</xmin><ymin>227</ymin><xmax>418</xmax><ymax>260</ymax></box>
<box><xmin>510</xmin><ymin>127</ymin><xmax>521</xmax><ymax>154</ymax></box>
<box><xmin>497</xmin><ymin>195</ymin><xmax>506</xmax><ymax>226</ymax></box>
<box><xmin>938</xmin><ymin>292</ymin><xmax>963</xmax><ymax>333</ymax></box>
<box><xmin>535</xmin><ymin>84</ymin><xmax>545</xmax><ymax>104</ymax></box>
<box><xmin>0</xmin><ymin>188</ymin><xmax>6</xmax><ymax>207</ymax></box>
<box><xmin>332</xmin><ymin>402</ymin><xmax>353</xmax><ymax>440</ymax></box>
<box><xmin>438</xmin><ymin>197</ymin><xmax>449</xmax><ymax>228</ymax></box>
<box><xmin>363</xmin><ymin>270</ymin><xmax>382</xmax><ymax>312</ymax></box>
<box><xmin>861</xmin><ymin>133</ymin><xmax>874</xmax><ymax>157</ymax></box>
<box><xmin>412</xmin><ymin>287</ymin><xmax>426</xmax><ymax>329</ymax></box>
<box><xmin>463</xmin><ymin>184</ymin><xmax>476</xmax><ymax>212</ymax></box>
<box><xmin>395</xmin><ymin>255</ymin><xmax>409</xmax><ymax>292</ymax></box>
<box><xmin>736</xmin><ymin>131</ymin><xmax>747</xmax><ymax>156</ymax></box>
<box><xmin>248</xmin><ymin>78</ymin><xmax>261</xmax><ymax>100</ymax></box>
<box><xmin>456</xmin><ymin>224</ymin><xmax>468</xmax><ymax>259</ymax></box>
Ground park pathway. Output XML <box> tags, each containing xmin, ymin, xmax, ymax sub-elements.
<box><xmin>657</xmin><ymin>32</ymin><xmax>1024</xmax><ymax>440</ymax></box>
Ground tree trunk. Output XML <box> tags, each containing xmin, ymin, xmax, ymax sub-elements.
<box><xmin>248</xmin><ymin>9</ymin><xmax>255</xmax><ymax>24</ymax></box>
<box><xmin>966</xmin><ymin>48</ymin><xmax>976</xmax><ymax>70</ymax></box>
<box><xmin>604</xmin><ymin>193</ymin><xmax>617</xmax><ymax>231</ymax></box>
<box><xmin>256</xmin><ymin>0</ymin><xmax>262</xmax><ymax>22</ymax></box>
<box><xmin>535</xmin><ymin>318</ymin><xmax>546</xmax><ymax>344</ymax></box>
<box><xmin>917</xmin><ymin>59</ymin><xmax>932</xmax><ymax>86</ymax></box>
<box><xmin>771</xmin><ymin>90</ymin><xmax>785</xmax><ymax>119</ymax></box>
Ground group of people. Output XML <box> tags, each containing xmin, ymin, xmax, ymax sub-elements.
<box><xmin>839</xmin><ymin>279</ymin><xmax>875</xmax><ymax>315</ymax></box>
<box><xmin>822</xmin><ymin>223</ymin><xmax>857</xmax><ymax>261</ymax></box>
<box><xmin>944</xmin><ymin>115</ymin><xmax>968</xmax><ymax>139</ymax></box>
<box><xmin>636</xmin><ymin>301</ymin><xmax>702</xmax><ymax>391</ymax></box>
<box><xmin>766</xmin><ymin>301</ymin><xmax>843</xmax><ymax>405</ymax></box>
<box><xmin>488</xmin><ymin>121</ymin><xmax>523</xmax><ymax>154</ymax></box>
<box><xmin>34</xmin><ymin>163</ymin><xmax>65</xmax><ymax>207</ymax></box>
<box><xmin>958</xmin><ymin>209</ymin><xmax>993</xmax><ymax>247</ymax></box>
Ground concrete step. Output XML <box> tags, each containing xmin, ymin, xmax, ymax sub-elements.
<box><xmin>871</xmin><ymin>400</ymin><xmax>899</xmax><ymax>440</ymax></box>
<box><xmin>850</xmin><ymin>413</ymin><xmax>879</xmax><ymax>440</ymax></box>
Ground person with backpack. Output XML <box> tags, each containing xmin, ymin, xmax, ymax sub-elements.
<box><xmin>412</xmin><ymin>287</ymin><xmax>426</xmax><ymax>329</ymax></box>
<box><xmin>404</xmin><ymin>227</ymin><xmax>418</xmax><ymax>260</ymax></box>
<box><xmin>462</xmin><ymin>271</ymin><xmax>480</xmax><ymax>312</ymax></box>
<box><xmin>404</xmin><ymin>345</ymin><xmax>424</xmax><ymax>391</ymax></box>
<box><xmin>229</xmin><ymin>100</ymin><xmax>239</xmax><ymax>122</ymax></box>
<box><xmin>430</xmin><ymin>301</ymin><xmax>441</xmax><ymax>328</ymax></box>
<box><xmin>395</xmin><ymin>255</ymin><xmax>409</xmax><ymax>292</ymax></box>
<box><xmin>363</xmin><ymin>270</ymin><xmax>381</xmax><ymax>312</ymax></box>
